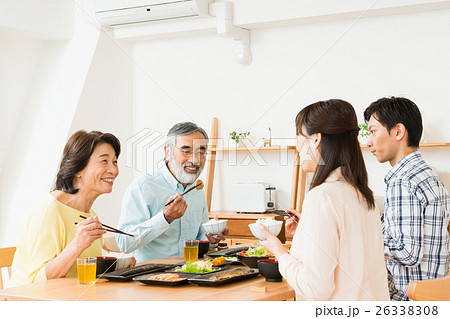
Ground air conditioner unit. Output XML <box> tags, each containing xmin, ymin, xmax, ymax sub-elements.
<box><xmin>95</xmin><ymin>0</ymin><xmax>213</xmax><ymax>27</ymax></box>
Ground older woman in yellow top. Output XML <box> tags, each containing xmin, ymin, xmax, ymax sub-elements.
<box><xmin>9</xmin><ymin>130</ymin><xmax>123</xmax><ymax>287</ymax></box>
<box><xmin>260</xmin><ymin>100</ymin><xmax>389</xmax><ymax>301</ymax></box>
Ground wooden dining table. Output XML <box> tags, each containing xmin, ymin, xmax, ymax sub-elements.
<box><xmin>0</xmin><ymin>255</ymin><xmax>295</xmax><ymax>301</ymax></box>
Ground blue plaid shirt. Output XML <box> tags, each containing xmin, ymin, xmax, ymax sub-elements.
<box><xmin>382</xmin><ymin>151</ymin><xmax>450</xmax><ymax>300</ymax></box>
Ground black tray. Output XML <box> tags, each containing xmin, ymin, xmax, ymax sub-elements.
<box><xmin>102</xmin><ymin>263</ymin><xmax>177</xmax><ymax>282</ymax></box>
<box><xmin>133</xmin><ymin>272</ymin><xmax>194</xmax><ymax>286</ymax></box>
<box><xmin>188</xmin><ymin>268</ymin><xmax>259</xmax><ymax>286</ymax></box>
<box><xmin>206</xmin><ymin>246</ymin><xmax>252</xmax><ymax>258</ymax></box>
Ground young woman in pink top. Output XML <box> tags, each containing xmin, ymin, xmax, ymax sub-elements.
<box><xmin>259</xmin><ymin>99</ymin><xmax>389</xmax><ymax>300</ymax></box>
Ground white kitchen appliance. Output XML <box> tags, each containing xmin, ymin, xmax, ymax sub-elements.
<box><xmin>231</xmin><ymin>183</ymin><xmax>276</xmax><ymax>213</ymax></box>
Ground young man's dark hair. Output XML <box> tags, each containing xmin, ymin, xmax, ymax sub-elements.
<box><xmin>364</xmin><ymin>97</ymin><xmax>423</xmax><ymax>148</ymax></box>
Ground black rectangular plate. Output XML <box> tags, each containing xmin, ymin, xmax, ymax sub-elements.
<box><xmin>133</xmin><ymin>272</ymin><xmax>194</xmax><ymax>286</ymax></box>
<box><xmin>188</xmin><ymin>268</ymin><xmax>259</xmax><ymax>287</ymax></box>
<box><xmin>102</xmin><ymin>263</ymin><xmax>176</xmax><ymax>282</ymax></box>
<box><xmin>206</xmin><ymin>246</ymin><xmax>252</xmax><ymax>258</ymax></box>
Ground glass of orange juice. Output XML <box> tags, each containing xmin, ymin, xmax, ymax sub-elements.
<box><xmin>183</xmin><ymin>240</ymin><xmax>199</xmax><ymax>261</ymax></box>
<box><xmin>77</xmin><ymin>257</ymin><xmax>97</xmax><ymax>284</ymax></box>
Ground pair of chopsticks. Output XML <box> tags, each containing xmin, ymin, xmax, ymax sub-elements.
<box><xmin>76</xmin><ymin>215</ymin><xmax>134</xmax><ymax>237</ymax></box>
<box><xmin>164</xmin><ymin>179</ymin><xmax>204</xmax><ymax>207</ymax></box>
<box><xmin>271</xmin><ymin>210</ymin><xmax>295</xmax><ymax>218</ymax></box>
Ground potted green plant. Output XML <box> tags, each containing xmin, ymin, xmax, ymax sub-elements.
<box><xmin>230</xmin><ymin>131</ymin><xmax>250</xmax><ymax>147</ymax></box>
<box><xmin>358</xmin><ymin>122</ymin><xmax>369</xmax><ymax>144</ymax></box>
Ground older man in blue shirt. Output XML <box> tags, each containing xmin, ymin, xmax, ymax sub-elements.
<box><xmin>116</xmin><ymin>122</ymin><xmax>226</xmax><ymax>262</ymax></box>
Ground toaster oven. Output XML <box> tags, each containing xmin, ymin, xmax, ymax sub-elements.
<box><xmin>231</xmin><ymin>183</ymin><xmax>276</xmax><ymax>213</ymax></box>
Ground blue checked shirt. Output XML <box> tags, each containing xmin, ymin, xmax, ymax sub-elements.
<box><xmin>382</xmin><ymin>151</ymin><xmax>450</xmax><ymax>300</ymax></box>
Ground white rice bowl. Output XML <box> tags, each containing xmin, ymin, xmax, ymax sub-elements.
<box><xmin>248</xmin><ymin>218</ymin><xmax>283</xmax><ymax>240</ymax></box>
<box><xmin>202</xmin><ymin>219</ymin><xmax>227</xmax><ymax>234</ymax></box>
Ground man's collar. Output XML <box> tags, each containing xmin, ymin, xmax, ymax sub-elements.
<box><xmin>384</xmin><ymin>150</ymin><xmax>421</xmax><ymax>184</ymax></box>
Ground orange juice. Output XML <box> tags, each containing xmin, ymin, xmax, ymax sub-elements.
<box><xmin>77</xmin><ymin>257</ymin><xmax>97</xmax><ymax>284</ymax></box>
<box><xmin>183</xmin><ymin>246</ymin><xmax>199</xmax><ymax>261</ymax></box>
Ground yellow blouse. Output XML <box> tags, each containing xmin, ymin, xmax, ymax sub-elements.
<box><xmin>8</xmin><ymin>194</ymin><xmax>102</xmax><ymax>287</ymax></box>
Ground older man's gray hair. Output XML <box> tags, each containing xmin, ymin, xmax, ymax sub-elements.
<box><xmin>165</xmin><ymin>122</ymin><xmax>209</xmax><ymax>151</ymax></box>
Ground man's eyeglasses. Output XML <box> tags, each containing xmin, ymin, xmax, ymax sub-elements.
<box><xmin>174</xmin><ymin>145</ymin><xmax>208</xmax><ymax>159</ymax></box>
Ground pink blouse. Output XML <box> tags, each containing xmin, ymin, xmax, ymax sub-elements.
<box><xmin>278</xmin><ymin>168</ymin><xmax>389</xmax><ymax>300</ymax></box>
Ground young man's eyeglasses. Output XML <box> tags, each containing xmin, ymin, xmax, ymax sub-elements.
<box><xmin>174</xmin><ymin>145</ymin><xmax>208</xmax><ymax>159</ymax></box>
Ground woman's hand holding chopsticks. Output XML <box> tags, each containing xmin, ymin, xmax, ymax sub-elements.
<box><xmin>284</xmin><ymin>208</ymin><xmax>301</xmax><ymax>235</ymax></box>
<box><xmin>77</xmin><ymin>215</ymin><xmax>134</xmax><ymax>237</ymax></box>
<box><xmin>74</xmin><ymin>216</ymin><xmax>106</xmax><ymax>250</ymax></box>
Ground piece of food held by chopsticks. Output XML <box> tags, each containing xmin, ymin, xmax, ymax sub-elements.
<box><xmin>164</xmin><ymin>179</ymin><xmax>204</xmax><ymax>207</ymax></box>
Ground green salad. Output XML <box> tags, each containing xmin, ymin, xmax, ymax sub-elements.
<box><xmin>239</xmin><ymin>244</ymin><xmax>273</xmax><ymax>257</ymax></box>
<box><xmin>175</xmin><ymin>260</ymin><xmax>216</xmax><ymax>273</ymax></box>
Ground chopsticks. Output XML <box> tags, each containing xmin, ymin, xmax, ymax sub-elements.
<box><xmin>77</xmin><ymin>215</ymin><xmax>134</xmax><ymax>237</ymax></box>
<box><xmin>271</xmin><ymin>210</ymin><xmax>295</xmax><ymax>218</ymax></box>
<box><xmin>164</xmin><ymin>179</ymin><xmax>204</xmax><ymax>207</ymax></box>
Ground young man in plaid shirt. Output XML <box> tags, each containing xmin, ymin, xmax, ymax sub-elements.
<box><xmin>364</xmin><ymin>97</ymin><xmax>450</xmax><ymax>300</ymax></box>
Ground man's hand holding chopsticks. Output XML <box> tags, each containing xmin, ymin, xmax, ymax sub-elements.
<box><xmin>163</xmin><ymin>193</ymin><xmax>187</xmax><ymax>223</ymax></box>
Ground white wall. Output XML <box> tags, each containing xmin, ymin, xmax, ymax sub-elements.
<box><xmin>0</xmin><ymin>5</ymin><xmax>100</xmax><ymax>246</ymax></box>
<box><xmin>130</xmin><ymin>7</ymin><xmax>450</xmax><ymax>213</ymax></box>
<box><xmin>0</xmin><ymin>31</ymin><xmax>43</xmax><ymax>179</ymax></box>
<box><xmin>68</xmin><ymin>33</ymin><xmax>134</xmax><ymax>228</ymax></box>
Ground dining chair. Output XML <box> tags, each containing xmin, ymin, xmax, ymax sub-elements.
<box><xmin>0</xmin><ymin>247</ymin><xmax>16</xmax><ymax>289</ymax></box>
<box><xmin>406</xmin><ymin>275</ymin><xmax>450</xmax><ymax>301</ymax></box>
<box><xmin>102</xmin><ymin>235</ymin><xmax>123</xmax><ymax>253</ymax></box>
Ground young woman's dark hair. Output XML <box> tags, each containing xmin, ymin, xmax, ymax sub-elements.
<box><xmin>55</xmin><ymin>130</ymin><xmax>121</xmax><ymax>194</ymax></box>
<box><xmin>363</xmin><ymin>96</ymin><xmax>423</xmax><ymax>148</ymax></box>
<box><xmin>296</xmin><ymin>99</ymin><xmax>375</xmax><ymax>209</ymax></box>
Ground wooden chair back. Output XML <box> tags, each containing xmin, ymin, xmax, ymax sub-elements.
<box><xmin>0</xmin><ymin>247</ymin><xmax>16</xmax><ymax>289</ymax></box>
<box><xmin>407</xmin><ymin>276</ymin><xmax>450</xmax><ymax>301</ymax></box>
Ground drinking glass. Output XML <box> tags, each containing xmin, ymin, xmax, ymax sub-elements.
<box><xmin>183</xmin><ymin>240</ymin><xmax>199</xmax><ymax>261</ymax></box>
<box><xmin>77</xmin><ymin>257</ymin><xmax>97</xmax><ymax>284</ymax></box>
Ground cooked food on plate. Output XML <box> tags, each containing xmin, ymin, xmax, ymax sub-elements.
<box><xmin>148</xmin><ymin>273</ymin><xmax>184</xmax><ymax>281</ymax></box>
<box><xmin>175</xmin><ymin>260</ymin><xmax>217</xmax><ymax>273</ymax></box>
<box><xmin>208</xmin><ymin>269</ymin><xmax>252</xmax><ymax>281</ymax></box>
<box><xmin>239</xmin><ymin>244</ymin><xmax>273</xmax><ymax>257</ymax></box>
<box><xmin>212</xmin><ymin>257</ymin><xmax>226</xmax><ymax>266</ymax></box>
